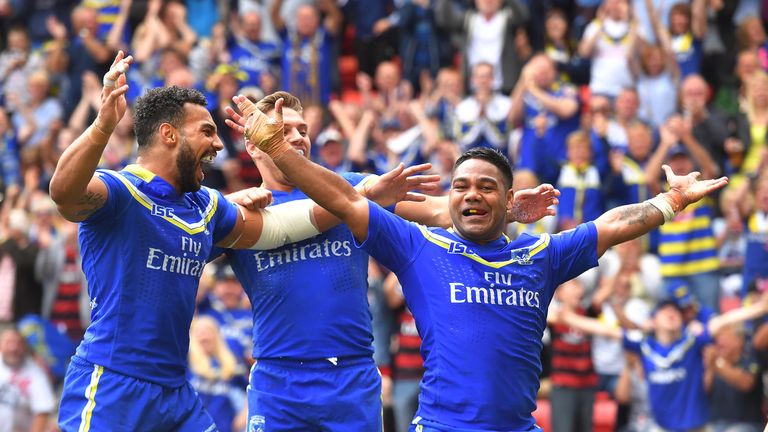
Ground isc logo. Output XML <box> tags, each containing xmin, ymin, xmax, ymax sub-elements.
<box><xmin>151</xmin><ymin>205</ymin><xmax>175</xmax><ymax>218</ymax></box>
<box><xmin>448</xmin><ymin>242</ymin><xmax>474</xmax><ymax>255</ymax></box>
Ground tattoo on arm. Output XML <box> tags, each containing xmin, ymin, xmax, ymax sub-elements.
<box><xmin>74</xmin><ymin>191</ymin><xmax>106</xmax><ymax>217</ymax></box>
<box><xmin>616</xmin><ymin>202</ymin><xmax>659</xmax><ymax>226</ymax></box>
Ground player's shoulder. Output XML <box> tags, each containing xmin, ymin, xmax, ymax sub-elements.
<box><xmin>341</xmin><ymin>171</ymin><xmax>373</xmax><ymax>187</ymax></box>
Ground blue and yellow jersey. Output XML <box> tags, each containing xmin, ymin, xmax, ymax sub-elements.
<box><xmin>743</xmin><ymin>211</ymin><xmax>768</xmax><ymax>288</ymax></box>
<box><xmin>82</xmin><ymin>0</ymin><xmax>120</xmax><ymax>40</ymax></box>
<box><xmin>671</xmin><ymin>32</ymin><xmax>702</xmax><ymax>78</ymax></box>
<box><xmin>623</xmin><ymin>329</ymin><xmax>712</xmax><ymax>430</ymax></box>
<box><xmin>557</xmin><ymin>162</ymin><xmax>604</xmax><ymax>224</ymax></box>
<box><xmin>516</xmin><ymin>84</ymin><xmax>581</xmax><ymax>185</ymax></box>
<box><xmin>453</xmin><ymin>94</ymin><xmax>512</xmax><ymax>153</ymax></box>
<box><xmin>658</xmin><ymin>199</ymin><xmax>718</xmax><ymax>277</ymax></box>
<box><xmin>224</xmin><ymin>173</ymin><xmax>375</xmax><ymax>360</ymax></box>
<box><xmin>76</xmin><ymin>165</ymin><xmax>238</xmax><ymax>387</ymax></box>
<box><xmin>358</xmin><ymin>202</ymin><xmax>598</xmax><ymax>430</ymax></box>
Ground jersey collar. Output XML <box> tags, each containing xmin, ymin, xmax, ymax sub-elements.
<box><xmin>123</xmin><ymin>164</ymin><xmax>182</xmax><ymax>201</ymax></box>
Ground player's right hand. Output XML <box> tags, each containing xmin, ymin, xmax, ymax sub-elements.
<box><xmin>97</xmin><ymin>50</ymin><xmax>132</xmax><ymax>134</ymax></box>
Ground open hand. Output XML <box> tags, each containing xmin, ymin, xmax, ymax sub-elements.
<box><xmin>362</xmin><ymin>163</ymin><xmax>441</xmax><ymax>208</ymax></box>
<box><xmin>97</xmin><ymin>50</ymin><xmax>132</xmax><ymax>134</ymax></box>
<box><xmin>225</xmin><ymin>95</ymin><xmax>287</xmax><ymax>158</ymax></box>
<box><xmin>663</xmin><ymin>164</ymin><xmax>728</xmax><ymax>208</ymax></box>
<box><xmin>508</xmin><ymin>184</ymin><xmax>560</xmax><ymax>224</ymax></box>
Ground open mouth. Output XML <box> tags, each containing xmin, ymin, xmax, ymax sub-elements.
<box><xmin>201</xmin><ymin>154</ymin><xmax>216</xmax><ymax>164</ymax></box>
<box><xmin>461</xmin><ymin>208</ymin><xmax>488</xmax><ymax>217</ymax></box>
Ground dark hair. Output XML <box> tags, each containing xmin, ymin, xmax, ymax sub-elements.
<box><xmin>453</xmin><ymin>148</ymin><xmax>513</xmax><ymax>189</ymax></box>
<box><xmin>133</xmin><ymin>86</ymin><xmax>207</xmax><ymax>149</ymax></box>
<box><xmin>256</xmin><ymin>91</ymin><xmax>303</xmax><ymax>115</ymax></box>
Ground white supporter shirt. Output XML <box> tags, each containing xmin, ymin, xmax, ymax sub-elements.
<box><xmin>0</xmin><ymin>356</ymin><xmax>55</xmax><ymax>432</ymax></box>
<box><xmin>467</xmin><ymin>12</ymin><xmax>505</xmax><ymax>90</ymax></box>
<box><xmin>584</xmin><ymin>19</ymin><xmax>637</xmax><ymax>97</ymax></box>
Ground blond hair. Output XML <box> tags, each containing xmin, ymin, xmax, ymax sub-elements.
<box><xmin>188</xmin><ymin>316</ymin><xmax>237</xmax><ymax>381</ymax></box>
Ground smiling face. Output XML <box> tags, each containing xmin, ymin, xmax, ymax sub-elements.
<box><xmin>449</xmin><ymin>158</ymin><xmax>513</xmax><ymax>244</ymax></box>
<box><xmin>175</xmin><ymin>103</ymin><xmax>223</xmax><ymax>192</ymax></box>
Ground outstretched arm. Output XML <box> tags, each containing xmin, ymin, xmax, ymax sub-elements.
<box><xmin>49</xmin><ymin>51</ymin><xmax>133</xmax><ymax>221</ymax></box>
<box><xmin>557</xmin><ymin>309</ymin><xmax>623</xmax><ymax>340</ymax></box>
<box><xmin>595</xmin><ymin>165</ymin><xmax>728</xmax><ymax>256</ymax></box>
<box><xmin>708</xmin><ymin>294</ymin><xmax>768</xmax><ymax>337</ymax></box>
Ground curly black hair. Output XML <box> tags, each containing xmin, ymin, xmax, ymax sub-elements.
<box><xmin>133</xmin><ymin>86</ymin><xmax>208</xmax><ymax>149</ymax></box>
<box><xmin>453</xmin><ymin>147</ymin><xmax>514</xmax><ymax>189</ymax></box>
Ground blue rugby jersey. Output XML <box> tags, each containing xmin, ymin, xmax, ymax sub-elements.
<box><xmin>224</xmin><ymin>173</ymin><xmax>375</xmax><ymax>360</ymax></box>
<box><xmin>357</xmin><ymin>202</ymin><xmax>599</xmax><ymax>430</ymax></box>
<box><xmin>75</xmin><ymin>165</ymin><xmax>238</xmax><ymax>387</ymax></box>
<box><xmin>623</xmin><ymin>329</ymin><xmax>712</xmax><ymax>430</ymax></box>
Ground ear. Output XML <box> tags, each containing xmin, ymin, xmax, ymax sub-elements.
<box><xmin>158</xmin><ymin>123</ymin><xmax>177</xmax><ymax>146</ymax></box>
<box><xmin>505</xmin><ymin>188</ymin><xmax>514</xmax><ymax>212</ymax></box>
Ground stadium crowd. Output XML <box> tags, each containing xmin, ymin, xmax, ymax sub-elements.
<box><xmin>0</xmin><ymin>0</ymin><xmax>767</xmax><ymax>431</ymax></box>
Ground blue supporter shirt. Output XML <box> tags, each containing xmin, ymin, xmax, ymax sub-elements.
<box><xmin>224</xmin><ymin>173</ymin><xmax>375</xmax><ymax>359</ymax></box>
<box><xmin>623</xmin><ymin>328</ymin><xmax>712</xmax><ymax>430</ymax></box>
<box><xmin>357</xmin><ymin>202</ymin><xmax>599</xmax><ymax>430</ymax></box>
<box><xmin>76</xmin><ymin>165</ymin><xmax>238</xmax><ymax>387</ymax></box>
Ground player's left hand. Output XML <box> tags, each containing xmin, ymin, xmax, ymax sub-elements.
<box><xmin>225</xmin><ymin>95</ymin><xmax>288</xmax><ymax>158</ymax></box>
<box><xmin>508</xmin><ymin>184</ymin><xmax>560</xmax><ymax>224</ymax></box>
<box><xmin>663</xmin><ymin>165</ymin><xmax>728</xmax><ymax>209</ymax></box>
<box><xmin>363</xmin><ymin>163</ymin><xmax>441</xmax><ymax>208</ymax></box>
<box><xmin>226</xmin><ymin>187</ymin><xmax>273</xmax><ymax>210</ymax></box>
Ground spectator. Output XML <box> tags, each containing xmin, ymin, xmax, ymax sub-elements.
<box><xmin>434</xmin><ymin>0</ymin><xmax>529</xmax><ymax>93</ymax></box>
<box><xmin>546</xmin><ymin>279</ymin><xmax>599</xmax><ymax>432</ymax></box>
<box><xmin>342</xmin><ymin>0</ymin><xmax>396</xmax><ymax>79</ymax></box>
<box><xmin>387</xmin><ymin>0</ymin><xmax>452</xmax><ymax>92</ymax></box>
<box><xmin>0</xmin><ymin>327</ymin><xmax>56</xmax><ymax>432</ymax></box>
<box><xmin>132</xmin><ymin>0</ymin><xmax>197</xmax><ymax>65</ymax></box>
<box><xmin>271</xmin><ymin>0</ymin><xmax>342</xmax><ymax>105</ymax></box>
<box><xmin>736</xmin><ymin>175</ymin><xmax>768</xmax><ymax>297</ymax></box>
<box><xmin>0</xmin><ymin>208</ymin><xmax>43</xmax><ymax>321</ymax></box>
<box><xmin>188</xmin><ymin>316</ymin><xmax>242</xmax><ymax>432</ymax></box>
<box><xmin>0</xmin><ymin>108</ymin><xmax>20</xmax><ymax>192</ymax></box>
<box><xmin>614</xmin><ymin>351</ymin><xmax>657</xmax><ymax>432</ymax></box>
<box><xmin>454</xmin><ymin>62</ymin><xmax>513</xmax><ymax>155</ymax></box>
<box><xmin>315</xmin><ymin>127</ymin><xmax>349</xmax><ymax>173</ymax></box>
<box><xmin>579</xmin><ymin>0</ymin><xmax>641</xmax><ymax>98</ymax></box>
<box><xmin>667</xmin><ymin>0</ymin><xmax>707</xmax><ymax>77</ymax></box>
<box><xmin>184</xmin><ymin>0</ymin><xmax>220</xmax><ymax>38</ymax></box>
<box><xmin>735</xmin><ymin>72</ymin><xmax>768</xmax><ymax>180</ymax></box>
<box><xmin>228</xmin><ymin>11</ymin><xmax>280</xmax><ymax>90</ymax></box>
<box><xmin>10</xmin><ymin>71</ymin><xmax>63</xmax><ymax>151</ymax></box>
<box><xmin>649</xmin><ymin>128</ymin><xmax>721</xmax><ymax>310</ymax></box>
<box><xmin>0</xmin><ymin>26</ymin><xmax>38</xmax><ymax>111</ymax></box>
<box><xmin>197</xmin><ymin>263</ymin><xmax>253</xmax><ymax>387</ymax></box>
<box><xmin>634</xmin><ymin>0</ymin><xmax>680</xmax><ymax>129</ymax></box>
<box><xmin>680</xmin><ymin>74</ymin><xmax>731</xmax><ymax>175</ymax></box>
<box><xmin>424</xmin><ymin>67</ymin><xmax>463</xmax><ymax>142</ymax></box>
<box><xmin>560</xmin><ymin>293</ymin><xmax>768</xmax><ymax>431</ymax></box>
<box><xmin>511</xmin><ymin>54</ymin><xmax>580</xmax><ymax>185</ymax></box>
<box><xmin>736</xmin><ymin>16</ymin><xmax>768</xmax><ymax>71</ymax></box>
<box><xmin>542</xmin><ymin>8</ymin><xmax>589</xmax><ymax>85</ymax></box>
<box><xmin>703</xmin><ymin>323</ymin><xmax>764</xmax><ymax>432</ymax></box>
<box><xmin>556</xmin><ymin>130</ymin><xmax>604</xmax><ymax>230</ymax></box>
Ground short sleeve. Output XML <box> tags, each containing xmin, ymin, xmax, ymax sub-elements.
<box><xmin>354</xmin><ymin>201</ymin><xmax>427</xmax><ymax>273</ymax></box>
<box><xmin>208</xmin><ymin>189</ymin><xmax>240</xmax><ymax>244</ymax></box>
<box><xmin>582</xmin><ymin>21</ymin><xmax>600</xmax><ymax>41</ymax></box>
<box><xmin>548</xmin><ymin>222</ymin><xmax>599</xmax><ymax>285</ymax></box>
<box><xmin>622</xmin><ymin>329</ymin><xmax>644</xmax><ymax>354</ymax></box>
<box><xmin>82</xmin><ymin>170</ymin><xmax>131</xmax><ymax>224</ymax></box>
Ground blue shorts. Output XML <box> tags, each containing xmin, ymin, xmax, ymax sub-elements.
<box><xmin>246</xmin><ymin>356</ymin><xmax>381</xmax><ymax>432</ymax></box>
<box><xmin>59</xmin><ymin>356</ymin><xmax>217</xmax><ymax>432</ymax></box>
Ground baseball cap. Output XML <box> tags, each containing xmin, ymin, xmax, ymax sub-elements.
<box><xmin>667</xmin><ymin>144</ymin><xmax>689</xmax><ymax>159</ymax></box>
<box><xmin>316</xmin><ymin>128</ymin><xmax>343</xmax><ymax>148</ymax></box>
<box><xmin>667</xmin><ymin>280</ymin><xmax>694</xmax><ymax>308</ymax></box>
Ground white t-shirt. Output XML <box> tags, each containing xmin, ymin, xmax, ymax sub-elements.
<box><xmin>584</xmin><ymin>19</ymin><xmax>637</xmax><ymax>97</ymax></box>
<box><xmin>467</xmin><ymin>12</ymin><xmax>505</xmax><ymax>90</ymax></box>
<box><xmin>0</xmin><ymin>357</ymin><xmax>56</xmax><ymax>432</ymax></box>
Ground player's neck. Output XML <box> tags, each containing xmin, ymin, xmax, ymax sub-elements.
<box><xmin>133</xmin><ymin>158</ymin><xmax>183</xmax><ymax>195</ymax></box>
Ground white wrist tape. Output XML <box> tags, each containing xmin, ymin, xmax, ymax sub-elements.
<box><xmin>647</xmin><ymin>195</ymin><xmax>675</xmax><ymax>223</ymax></box>
<box><xmin>249</xmin><ymin>199</ymin><xmax>320</xmax><ymax>250</ymax></box>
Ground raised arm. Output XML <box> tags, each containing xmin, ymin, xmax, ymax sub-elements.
<box><xmin>557</xmin><ymin>308</ymin><xmax>623</xmax><ymax>340</ymax></box>
<box><xmin>594</xmin><ymin>165</ymin><xmax>728</xmax><ymax>256</ymax></box>
<box><xmin>49</xmin><ymin>51</ymin><xmax>132</xmax><ymax>222</ymax></box>
<box><xmin>707</xmin><ymin>294</ymin><xmax>768</xmax><ymax>337</ymax></box>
